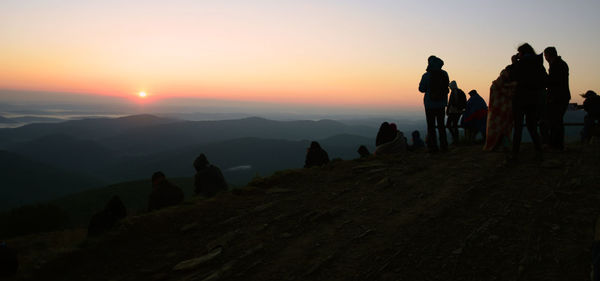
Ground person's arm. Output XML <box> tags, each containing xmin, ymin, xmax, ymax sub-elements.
<box><xmin>418</xmin><ymin>73</ymin><xmax>428</xmax><ymax>93</ymax></box>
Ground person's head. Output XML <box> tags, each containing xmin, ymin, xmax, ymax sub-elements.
<box><xmin>543</xmin><ymin>46</ymin><xmax>558</xmax><ymax>63</ymax></box>
<box><xmin>468</xmin><ymin>90</ymin><xmax>479</xmax><ymax>97</ymax></box>
<box><xmin>449</xmin><ymin>80</ymin><xmax>458</xmax><ymax>90</ymax></box>
<box><xmin>412</xmin><ymin>130</ymin><xmax>421</xmax><ymax>139</ymax></box>
<box><xmin>310</xmin><ymin>141</ymin><xmax>321</xmax><ymax>150</ymax></box>
<box><xmin>390</xmin><ymin>123</ymin><xmax>398</xmax><ymax>132</ymax></box>
<box><xmin>151</xmin><ymin>171</ymin><xmax>166</xmax><ymax>185</ymax></box>
<box><xmin>581</xmin><ymin>90</ymin><xmax>598</xmax><ymax>99</ymax></box>
<box><xmin>193</xmin><ymin>153</ymin><xmax>209</xmax><ymax>170</ymax></box>
<box><xmin>427</xmin><ymin>55</ymin><xmax>444</xmax><ymax>71</ymax></box>
<box><xmin>517</xmin><ymin>43</ymin><xmax>536</xmax><ymax>58</ymax></box>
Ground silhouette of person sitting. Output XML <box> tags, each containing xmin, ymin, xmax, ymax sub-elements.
<box><xmin>193</xmin><ymin>154</ymin><xmax>227</xmax><ymax>197</ymax></box>
<box><xmin>375</xmin><ymin>124</ymin><xmax>407</xmax><ymax>155</ymax></box>
<box><xmin>88</xmin><ymin>195</ymin><xmax>127</xmax><ymax>236</ymax></box>
<box><xmin>409</xmin><ymin>130</ymin><xmax>425</xmax><ymax>151</ymax></box>
<box><xmin>0</xmin><ymin>241</ymin><xmax>18</xmax><ymax>277</ymax></box>
<box><xmin>357</xmin><ymin>145</ymin><xmax>370</xmax><ymax>158</ymax></box>
<box><xmin>461</xmin><ymin>90</ymin><xmax>488</xmax><ymax>143</ymax></box>
<box><xmin>304</xmin><ymin>141</ymin><xmax>330</xmax><ymax>168</ymax></box>
<box><xmin>148</xmin><ymin>171</ymin><xmax>184</xmax><ymax>211</ymax></box>
<box><xmin>581</xmin><ymin>90</ymin><xmax>600</xmax><ymax>142</ymax></box>
<box><xmin>376</xmin><ymin>122</ymin><xmax>397</xmax><ymax>147</ymax></box>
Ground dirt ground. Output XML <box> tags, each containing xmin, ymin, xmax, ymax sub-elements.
<box><xmin>13</xmin><ymin>143</ymin><xmax>600</xmax><ymax>281</ymax></box>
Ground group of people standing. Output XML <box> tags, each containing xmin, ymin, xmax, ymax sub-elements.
<box><xmin>418</xmin><ymin>43</ymin><xmax>598</xmax><ymax>160</ymax></box>
<box><xmin>418</xmin><ymin>56</ymin><xmax>489</xmax><ymax>152</ymax></box>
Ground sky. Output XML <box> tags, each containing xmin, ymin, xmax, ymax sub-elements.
<box><xmin>1</xmin><ymin>0</ymin><xmax>599</xmax><ymax>114</ymax></box>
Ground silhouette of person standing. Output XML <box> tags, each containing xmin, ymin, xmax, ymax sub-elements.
<box><xmin>419</xmin><ymin>55</ymin><xmax>450</xmax><ymax>152</ymax></box>
<box><xmin>447</xmin><ymin>80</ymin><xmax>467</xmax><ymax>144</ymax></box>
<box><xmin>543</xmin><ymin>46</ymin><xmax>570</xmax><ymax>150</ymax></box>
<box><xmin>510</xmin><ymin>43</ymin><xmax>547</xmax><ymax>161</ymax></box>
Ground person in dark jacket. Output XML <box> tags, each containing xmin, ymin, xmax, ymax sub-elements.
<box><xmin>148</xmin><ymin>171</ymin><xmax>184</xmax><ymax>211</ymax></box>
<box><xmin>510</xmin><ymin>43</ymin><xmax>547</xmax><ymax>160</ymax></box>
<box><xmin>88</xmin><ymin>195</ymin><xmax>127</xmax><ymax>236</ymax></box>
<box><xmin>447</xmin><ymin>80</ymin><xmax>467</xmax><ymax>144</ymax></box>
<box><xmin>419</xmin><ymin>55</ymin><xmax>450</xmax><ymax>152</ymax></box>
<box><xmin>0</xmin><ymin>242</ymin><xmax>18</xmax><ymax>277</ymax></box>
<box><xmin>543</xmin><ymin>47</ymin><xmax>571</xmax><ymax>150</ymax></box>
<box><xmin>304</xmin><ymin>141</ymin><xmax>329</xmax><ymax>168</ymax></box>
<box><xmin>581</xmin><ymin>90</ymin><xmax>600</xmax><ymax>142</ymax></box>
<box><xmin>194</xmin><ymin>154</ymin><xmax>227</xmax><ymax>197</ymax></box>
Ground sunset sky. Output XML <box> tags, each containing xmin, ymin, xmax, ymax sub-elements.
<box><xmin>1</xmin><ymin>0</ymin><xmax>599</xmax><ymax>113</ymax></box>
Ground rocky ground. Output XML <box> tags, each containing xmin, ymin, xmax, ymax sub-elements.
<box><xmin>11</xmin><ymin>143</ymin><xmax>600</xmax><ymax>281</ymax></box>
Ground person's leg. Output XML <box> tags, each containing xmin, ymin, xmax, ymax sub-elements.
<box><xmin>556</xmin><ymin>102</ymin><xmax>567</xmax><ymax>149</ymax></box>
<box><xmin>436</xmin><ymin>108</ymin><xmax>448</xmax><ymax>150</ymax></box>
<box><xmin>583</xmin><ymin>115</ymin><xmax>593</xmax><ymax>143</ymax></box>
<box><xmin>447</xmin><ymin>114</ymin><xmax>459</xmax><ymax>143</ymax></box>
<box><xmin>512</xmin><ymin>104</ymin><xmax>525</xmax><ymax>155</ymax></box>
<box><xmin>524</xmin><ymin>104</ymin><xmax>542</xmax><ymax>152</ymax></box>
<box><xmin>425</xmin><ymin>109</ymin><xmax>438</xmax><ymax>151</ymax></box>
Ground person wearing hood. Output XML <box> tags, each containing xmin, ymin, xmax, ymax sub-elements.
<box><xmin>461</xmin><ymin>90</ymin><xmax>488</xmax><ymax>143</ymax></box>
<box><xmin>194</xmin><ymin>154</ymin><xmax>228</xmax><ymax>197</ymax></box>
<box><xmin>510</xmin><ymin>43</ymin><xmax>547</xmax><ymax>160</ymax></box>
<box><xmin>543</xmin><ymin>47</ymin><xmax>571</xmax><ymax>150</ymax></box>
<box><xmin>447</xmin><ymin>80</ymin><xmax>467</xmax><ymax>144</ymax></box>
<box><xmin>304</xmin><ymin>141</ymin><xmax>330</xmax><ymax>168</ymax></box>
<box><xmin>418</xmin><ymin>55</ymin><xmax>450</xmax><ymax>152</ymax></box>
<box><xmin>581</xmin><ymin>90</ymin><xmax>600</xmax><ymax>142</ymax></box>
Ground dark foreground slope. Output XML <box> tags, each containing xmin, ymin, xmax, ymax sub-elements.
<box><xmin>20</xmin><ymin>143</ymin><xmax>600</xmax><ymax>281</ymax></box>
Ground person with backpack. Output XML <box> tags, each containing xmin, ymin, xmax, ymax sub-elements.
<box><xmin>510</xmin><ymin>43</ymin><xmax>547</xmax><ymax>161</ymax></box>
<box><xmin>447</xmin><ymin>80</ymin><xmax>467</xmax><ymax>144</ymax></box>
<box><xmin>419</xmin><ymin>55</ymin><xmax>450</xmax><ymax>152</ymax></box>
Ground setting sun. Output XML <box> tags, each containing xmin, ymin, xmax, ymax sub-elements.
<box><xmin>138</xmin><ymin>91</ymin><xmax>147</xmax><ymax>98</ymax></box>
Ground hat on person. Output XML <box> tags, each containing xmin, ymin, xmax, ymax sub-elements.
<box><xmin>581</xmin><ymin>90</ymin><xmax>598</xmax><ymax>98</ymax></box>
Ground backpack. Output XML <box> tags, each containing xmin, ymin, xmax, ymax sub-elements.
<box><xmin>455</xmin><ymin>89</ymin><xmax>467</xmax><ymax>110</ymax></box>
<box><xmin>429</xmin><ymin>70</ymin><xmax>449</xmax><ymax>101</ymax></box>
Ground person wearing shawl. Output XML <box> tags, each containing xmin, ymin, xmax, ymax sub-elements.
<box><xmin>375</xmin><ymin>129</ymin><xmax>408</xmax><ymax>155</ymax></box>
<box><xmin>484</xmin><ymin>60</ymin><xmax>517</xmax><ymax>151</ymax></box>
<box><xmin>461</xmin><ymin>90</ymin><xmax>488</xmax><ymax>143</ymax></box>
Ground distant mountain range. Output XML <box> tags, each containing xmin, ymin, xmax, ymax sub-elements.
<box><xmin>0</xmin><ymin>150</ymin><xmax>103</xmax><ymax>210</ymax></box>
<box><xmin>0</xmin><ymin>115</ymin><xmax>377</xmax><ymax>209</ymax></box>
<box><xmin>0</xmin><ymin>110</ymin><xmax>589</xmax><ymax>210</ymax></box>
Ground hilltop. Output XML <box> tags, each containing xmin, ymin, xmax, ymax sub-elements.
<box><xmin>11</xmin><ymin>143</ymin><xmax>600</xmax><ymax>281</ymax></box>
